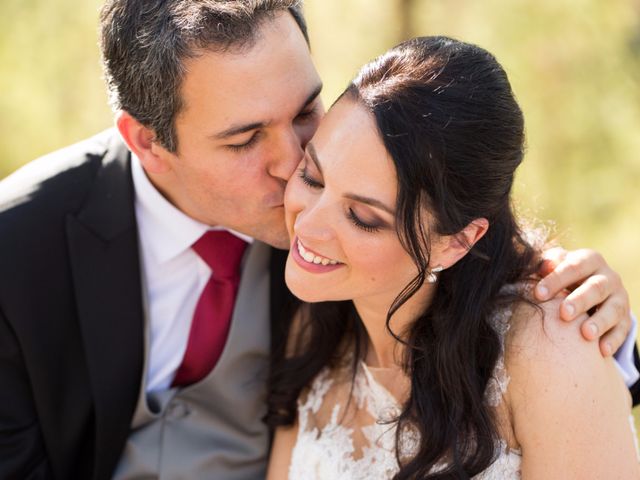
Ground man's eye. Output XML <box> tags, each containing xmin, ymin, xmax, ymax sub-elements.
<box><xmin>227</xmin><ymin>132</ymin><xmax>260</xmax><ymax>152</ymax></box>
<box><xmin>296</xmin><ymin>106</ymin><xmax>318</xmax><ymax>122</ymax></box>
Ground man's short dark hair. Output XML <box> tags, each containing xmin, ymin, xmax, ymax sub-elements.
<box><xmin>100</xmin><ymin>0</ymin><xmax>309</xmax><ymax>152</ymax></box>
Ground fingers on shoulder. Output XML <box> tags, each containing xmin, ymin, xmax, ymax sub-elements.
<box><xmin>506</xmin><ymin>296</ymin><xmax>632</xmax><ymax>413</ymax></box>
<box><xmin>505</xmin><ymin>297</ymin><xmax>609</xmax><ymax>404</ymax></box>
<box><xmin>507</xmin><ymin>297</ymin><xmax>591</xmax><ymax>363</ymax></box>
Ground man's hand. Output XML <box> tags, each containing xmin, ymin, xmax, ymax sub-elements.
<box><xmin>535</xmin><ymin>247</ymin><xmax>631</xmax><ymax>357</ymax></box>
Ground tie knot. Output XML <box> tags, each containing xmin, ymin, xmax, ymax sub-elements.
<box><xmin>192</xmin><ymin>231</ymin><xmax>247</xmax><ymax>279</ymax></box>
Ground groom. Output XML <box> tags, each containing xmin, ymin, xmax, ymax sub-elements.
<box><xmin>0</xmin><ymin>1</ymin><xmax>637</xmax><ymax>479</ymax></box>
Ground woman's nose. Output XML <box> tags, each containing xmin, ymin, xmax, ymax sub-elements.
<box><xmin>293</xmin><ymin>200</ymin><xmax>334</xmax><ymax>243</ymax></box>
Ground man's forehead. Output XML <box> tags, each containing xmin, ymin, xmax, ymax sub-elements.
<box><xmin>187</xmin><ymin>10</ymin><xmax>311</xmax><ymax>67</ymax></box>
<box><xmin>176</xmin><ymin>14</ymin><xmax>320</xmax><ymax>131</ymax></box>
<box><xmin>181</xmin><ymin>13</ymin><xmax>314</xmax><ymax>86</ymax></box>
<box><xmin>211</xmin><ymin>83</ymin><xmax>323</xmax><ymax>140</ymax></box>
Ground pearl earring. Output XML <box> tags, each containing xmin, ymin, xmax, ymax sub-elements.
<box><xmin>426</xmin><ymin>265</ymin><xmax>444</xmax><ymax>283</ymax></box>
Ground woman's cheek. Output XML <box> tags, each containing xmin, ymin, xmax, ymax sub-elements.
<box><xmin>284</xmin><ymin>177</ymin><xmax>308</xmax><ymax>235</ymax></box>
<box><xmin>284</xmin><ymin>176</ymin><xmax>302</xmax><ymax>213</ymax></box>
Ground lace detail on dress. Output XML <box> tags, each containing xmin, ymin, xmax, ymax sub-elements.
<box><xmin>289</xmin><ymin>356</ymin><xmax>523</xmax><ymax>479</ymax></box>
<box><xmin>485</xmin><ymin>299</ymin><xmax>513</xmax><ymax>407</ymax></box>
<box><xmin>288</xmin><ymin>299</ymin><xmax>524</xmax><ymax>479</ymax></box>
<box><xmin>290</xmin><ymin>360</ymin><xmax>409</xmax><ymax>480</ymax></box>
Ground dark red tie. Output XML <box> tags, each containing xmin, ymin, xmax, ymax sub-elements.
<box><xmin>172</xmin><ymin>231</ymin><xmax>247</xmax><ymax>387</ymax></box>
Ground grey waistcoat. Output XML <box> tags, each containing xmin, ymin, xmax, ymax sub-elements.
<box><xmin>114</xmin><ymin>241</ymin><xmax>272</xmax><ymax>480</ymax></box>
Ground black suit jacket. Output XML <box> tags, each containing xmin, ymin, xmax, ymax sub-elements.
<box><xmin>0</xmin><ymin>130</ymin><xmax>293</xmax><ymax>480</ymax></box>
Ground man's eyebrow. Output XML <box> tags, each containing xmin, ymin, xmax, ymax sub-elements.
<box><xmin>306</xmin><ymin>142</ymin><xmax>395</xmax><ymax>216</ymax></box>
<box><xmin>212</xmin><ymin>121</ymin><xmax>267</xmax><ymax>140</ymax></box>
<box><xmin>211</xmin><ymin>83</ymin><xmax>323</xmax><ymax>141</ymax></box>
<box><xmin>301</xmin><ymin>83</ymin><xmax>323</xmax><ymax>111</ymax></box>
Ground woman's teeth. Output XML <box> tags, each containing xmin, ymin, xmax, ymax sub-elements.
<box><xmin>297</xmin><ymin>240</ymin><xmax>338</xmax><ymax>266</ymax></box>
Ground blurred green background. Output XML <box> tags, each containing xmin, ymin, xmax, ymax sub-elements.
<box><xmin>1</xmin><ymin>0</ymin><xmax>639</xmax><ymax>426</ymax></box>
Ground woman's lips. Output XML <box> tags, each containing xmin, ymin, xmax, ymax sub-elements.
<box><xmin>290</xmin><ymin>237</ymin><xmax>344</xmax><ymax>274</ymax></box>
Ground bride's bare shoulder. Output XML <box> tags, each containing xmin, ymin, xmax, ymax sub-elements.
<box><xmin>505</xmin><ymin>294</ymin><xmax>598</xmax><ymax>364</ymax></box>
<box><xmin>503</xmin><ymin>294</ymin><xmax>629</xmax><ymax>411</ymax></box>
<box><xmin>501</xmin><ymin>297</ymin><xmax>636</xmax><ymax>476</ymax></box>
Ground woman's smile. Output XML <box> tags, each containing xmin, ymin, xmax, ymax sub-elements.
<box><xmin>290</xmin><ymin>237</ymin><xmax>344</xmax><ymax>273</ymax></box>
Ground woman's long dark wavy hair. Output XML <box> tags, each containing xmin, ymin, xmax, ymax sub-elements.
<box><xmin>266</xmin><ymin>36</ymin><xmax>541</xmax><ymax>478</ymax></box>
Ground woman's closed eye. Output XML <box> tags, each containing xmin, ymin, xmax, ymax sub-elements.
<box><xmin>298</xmin><ymin>166</ymin><xmax>323</xmax><ymax>189</ymax></box>
<box><xmin>297</xmin><ymin>158</ymin><xmax>385</xmax><ymax>233</ymax></box>
<box><xmin>347</xmin><ymin>208</ymin><xmax>381</xmax><ymax>233</ymax></box>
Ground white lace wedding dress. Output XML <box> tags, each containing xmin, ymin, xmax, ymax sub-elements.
<box><xmin>286</xmin><ymin>302</ymin><xmax>638</xmax><ymax>479</ymax></box>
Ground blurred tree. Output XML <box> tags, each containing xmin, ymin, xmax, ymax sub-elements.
<box><xmin>0</xmin><ymin>0</ymin><xmax>110</xmax><ymax>177</ymax></box>
<box><xmin>398</xmin><ymin>0</ymin><xmax>417</xmax><ymax>40</ymax></box>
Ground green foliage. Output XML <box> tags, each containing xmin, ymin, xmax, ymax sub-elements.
<box><xmin>0</xmin><ymin>0</ymin><xmax>112</xmax><ymax>174</ymax></box>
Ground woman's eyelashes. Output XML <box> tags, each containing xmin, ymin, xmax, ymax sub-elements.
<box><xmin>298</xmin><ymin>165</ymin><xmax>383</xmax><ymax>234</ymax></box>
<box><xmin>298</xmin><ymin>166</ymin><xmax>323</xmax><ymax>189</ymax></box>
<box><xmin>347</xmin><ymin>208</ymin><xmax>381</xmax><ymax>233</ymax></box>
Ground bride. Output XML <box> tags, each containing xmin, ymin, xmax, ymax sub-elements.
<box><xmin>265</xmin><ymin>36</ymin><xmax>639</xmax><ymax>478</ymax></box>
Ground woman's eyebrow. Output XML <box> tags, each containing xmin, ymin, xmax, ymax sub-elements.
<box><xmin>344</xmin><ymin>192</ymin><xmax>395</xmax><ymax>215</ymax></box>
<box><xmin>308</xmin><ymin>142</ymin><xmax>395</xmax><ymax>215</ymax></box>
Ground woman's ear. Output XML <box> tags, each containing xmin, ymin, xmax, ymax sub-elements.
<box><xmin>116</xmin><ymin>110</ymin><xmax>172</xmax><ymax>174</ymax></box>
<box><xmin>461</xmin><ymin>218</ymin><xmax>489</xmax><ymax>249</ymax></box>
<box><xmin>437</xmin><ymin>218</ymin><xmax>489</xmax><ymax>268</ymax></box>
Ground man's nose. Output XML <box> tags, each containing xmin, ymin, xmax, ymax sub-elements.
<box><xmin>269</xmin><ymin>127</ymin><xmax>304</xmax><ymax>182</ymax></box>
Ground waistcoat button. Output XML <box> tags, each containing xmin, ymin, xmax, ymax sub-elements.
<box><xmin>166</xmin><ymin>401</ymin><xmax>190</xmax><ymax>419</ymax></box>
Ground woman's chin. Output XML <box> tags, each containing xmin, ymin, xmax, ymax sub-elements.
<box><xmin>284</xmin><ymin>277</ymin><xmax>323</xmax><ymax>303</ymax></box>
<box><xmin>285</xmin><ymin>262</ymin><xmax>330</xmax><ymax>303</ymax></box>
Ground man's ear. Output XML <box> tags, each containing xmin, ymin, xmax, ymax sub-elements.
<box><xmin>439</xmin><ymin>218</ymin><xmax>490</xmax><ymax>268</ymax></box>
<box><xmin>116</xmin><ymin>110</ymin><xmax>171</xmax><ymax>174</ymax></box>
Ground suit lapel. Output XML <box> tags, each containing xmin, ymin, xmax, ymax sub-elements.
<box><xmin>66</xmin><ymin>133</ymin><xmax>144</xmax><ymax>480</ymax></box>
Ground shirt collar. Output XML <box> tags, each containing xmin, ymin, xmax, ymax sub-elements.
<box><xmin>131</xmin><ymin>154</ymin><xmax>253</xmax><ymax>265</ymax></box>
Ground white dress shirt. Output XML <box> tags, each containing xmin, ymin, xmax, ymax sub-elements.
<box><xmin>616</xmin><ymin>313</ymin><xmax>639</xmax><ymax>386</ymax></box>
<box><xmin>131</xmin><ymin>155</ymin><xmax>252</xmax><ymax>392</ymax></box>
